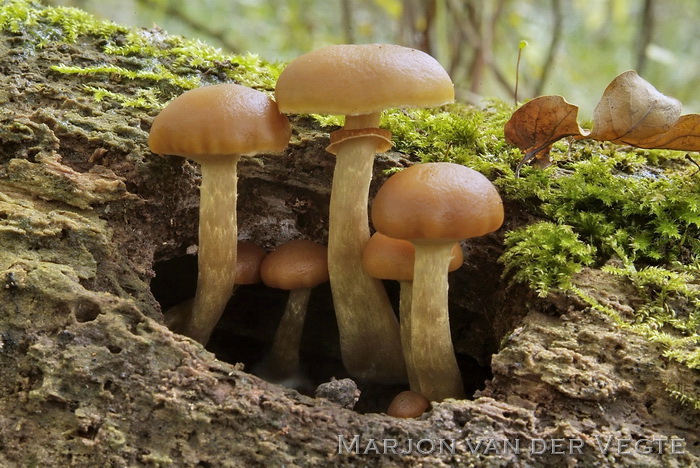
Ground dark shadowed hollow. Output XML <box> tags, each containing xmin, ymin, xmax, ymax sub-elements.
<box><xmin>149</xmin><ymin>245</ymin><xmax>502</xmax><ymax>413</ymax></box>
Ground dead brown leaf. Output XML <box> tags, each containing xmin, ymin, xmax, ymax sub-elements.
<box><xmin>505</xmin><ymin>70</ymin><xmax>700</xmax><ymax>175</ymax></box>
<box><xmin>631</xmin><ymin>114</ymin><xmax>700</xmax><ymax>150</ymax></box>
<box><xmin>504</xmin><ymin>95</ymin><xmax>584</xmax><ymax>153</ymax></box>
<box><xmin>589</xmin><ymin>70</ymin><xmax>682</xmax><ymax>144</ymax></box>
<box><xmin>504</xmin><ymin>95</ymin><xmax>587</xmax><ymax>175</ymax></box>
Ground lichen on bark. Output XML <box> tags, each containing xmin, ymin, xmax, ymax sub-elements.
<box><xmin>0</xmin><ymin>1</ymin><xmax>697</xmax><ymax>467</ymax></box>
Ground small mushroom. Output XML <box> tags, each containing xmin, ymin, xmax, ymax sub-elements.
<box><xmin>386</xmin><ymin>390</ymin><xmax>431</xmax><ymax>418</ymax></box>
<box><xmin>275</xmin><ymin>44</ymin><xmax>454</xmax><ymax>383</ymax></box>
<box><xmin>234</xmin><ymin>240</ymin><xmax>268</xmax><ymax>288</ymax></box>
<box><xmin>371</xmin><ymin>163</ymin><xmax>504</xmax><ymax>401</ymax></box>
<box><xmin>149</xmin><ymin>83</ymin><xmax>291</xmax><ymax>344</ymax></box>
<box><xmin>259</xmin><ymin>239</ymin><xmax>329</xmax><ymax>380</ymax></box>
<box><xmin>361</xmin><ymin>232</ymin><xmax>463</xmax><ymax>391</ymax></box>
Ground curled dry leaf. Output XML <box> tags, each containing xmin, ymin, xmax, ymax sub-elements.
<box><xmin>504</xmin><ymin>95</ymin><xmax>588</xmax><ymax>175</ymax></box>
<box><xmin>505</xmin><ymin>70</ymin><xmax>700</xmax><ymax>175</ymax></box>
<box><xmin>629</xmin><ymin>114</ymin><xmax>700</xmax><ymax>150</ymax></box>
<box><xmin>589</xmin><ymin>70</ymin><xmax>682</xmax><ymax>143</ymax></box>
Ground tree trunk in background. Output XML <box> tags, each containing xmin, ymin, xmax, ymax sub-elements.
<box><xmin>635</xmin><ymin>0</ymin><xmax>655</xmax><ymax>74</ymax></box>
<box><xmin>533</xmin><ymin>0</ymin><xmax>563</xmax><ymax>96</ymax></box>
<box><xmin>341</xmin><ymin>0</ymin><xmax>355</xmax><ymax>43</ymax></box>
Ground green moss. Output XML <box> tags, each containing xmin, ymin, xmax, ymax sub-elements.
<box><xmin>499</xmin><ymin>222</ymin><xmax>596</xmax><ymax>297</ymax></box>
<box><xmin>82</xmin><ymin>85</ymin><xmax>163</xmax><ymax>109</ymax></box>
<box><xmin>313</xmin><ymin>98</ymin><xmax>520</xmax><ymax>178</ymax></box>
<box><xmin>510</xmin><ymin>153</ymin><xmax>699</xmax><ymax>262</ymax></box>
<box><xmin>495</xmin><ymin>139</ymin><xmax>700</xmax><ymax>409</ymax></box>
<box><xmin>494</xmin><ymin>138</ymin><xmax>698</xmax><ymax>287</ymax></box>
<box><xmin>51</xmin><ymin>64</ymin><xmax>200</xmax><ymax>90</ymax></box>
<box><xmin>0</xmin><ymin>0</ymin><xmax>126</xmax><ymax>41</ymax></box>
<box><xmin>0</xmin><ymin>0</ymin><xmax>281</xmax><ymax>109</ymax></box>
<box><xmin>667</xmin><ymin>384</ymin><xmax>700</xmax><ymax>411</ymax></box>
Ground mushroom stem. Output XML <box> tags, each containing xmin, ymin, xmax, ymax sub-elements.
<box><xmin>398</xmin><ymin>280</ymin><xmax>419</xmax><ymax>391</ymax></box>
<box><xmin>344</xmin><ymin>112</ymin><xmax>381</xmax><ymax>130</ymax></box>
<box><xmin>399</xmin><ymin>281</ymin><xmax>413</xmax><ymax>321</ymax></box>
<box><xmin>182</xmin><ymin>157</ymin><xmax>240</xmax><ymax>344</ymax></box>
<box><xmin>327</xmin><ymin>112</ymin><xmax>406</xmax><ymax>383</ymax></box>
<box><xmin>266</xmin><ymin>287</ymin><xmax>311</xmax><ymax>379</ymax></box>
<box><xmin>409</xmin><ymin>241</ymin><xmax>465</xmax><ymax>401</ymax></box>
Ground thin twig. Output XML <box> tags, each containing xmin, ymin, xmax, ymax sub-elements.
<box><xmin>686</xmin><ymin>154</ymin><xmax>700</xmax><ymax>176</ymax></box>
<box><xmin>515</xmin><ymin>40</ymin><xmax>527</xmax><ymax>104</ymax></box>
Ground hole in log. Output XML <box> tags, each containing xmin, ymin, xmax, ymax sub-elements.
<box><xmin>149</xmin><ymin>245</ymin><xmax>504</xmax><ymax>414</ymax></box>
<box><xmin>73</xmin><ymin>300</ymin><xmax>101</xmax><ymax>323</ymax></box>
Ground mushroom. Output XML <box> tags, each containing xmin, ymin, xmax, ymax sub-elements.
<box><xmin>259</xmin><ymin>239</ymin><xmax>329</xmax><ymax>380</ymax></box>
<box><xmin>149</xmin><ymin>83</ymin><xmax>291</xmax><ymax>344</ymax></box>
<box><xmin>275</xmin><ymin>44</ymin><xmax>454</xmax><ymax>383</ymax></box>
<box><xmin>371</xmin><ymin>162</ymin><xmax>504</xmax><ymax>401</ymax></box>
<box><xmin>361</xmin><ymin>232</ymin><xmax>463</xmax><ymax>391</ymax></box>
<box><xmin>163</xmin><ymin>240</ymin><xmax>268</xmax><ymax>332</ymax></box>
<box><xmin>234</xmin><ymin>240</ymin><xmax>268</xmax><ymax>288</ymax></box>
<box><xmin>386</xmin><ymin>390</ymin><xmax>431</xmax><ymax>419</ymax></box>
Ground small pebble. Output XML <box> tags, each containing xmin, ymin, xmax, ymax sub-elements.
<box><xmin>315</xmin><ymin>377</ymin><xmax>361</xmax><ymax>410</ymax></box>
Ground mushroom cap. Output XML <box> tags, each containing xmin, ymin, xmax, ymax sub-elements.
<box><xmin>260</xmin><ymin>240</ymin><xmax>329</xmax><ymax>290</ymax></box>
<box><xmin>386</xmin><ymin>390</ymin><xmax>430</xmax><ymax>418</ymax></box>
<box><xmin>362</xmin><ymin>232</ymin><xmax>463</xmax><ymax>281</ymax></box>
<box><xmin>371</xmin><ymin>163</ymin><xmax>504</xmax><ymax>241</ymax></box>
<box><xmin>148</xmin><ymin>83</ymin><xmax>291</xmax><ymax>161</ymax></box>
<box><xmin>235</xmin><ymin>241</ymin><xmax>267</xmax><ymax>285</ymax></box>
<box><xmin>275</xmin><ymin>44</ymin><xmax>454</xmax><ymax>116</ymax></box>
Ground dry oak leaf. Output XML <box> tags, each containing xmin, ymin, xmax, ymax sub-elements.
<box><xmin>504</xmin><ymin>95</ymin><xmax>588</xmax><ymax>174</ymax></box>
<box><xmin>505</xmin><ymin>70</ymin><xmax>700</xmax><ymax>174</ymax></box>
<box><xmin>589</xmin><ymin>70</ymin><xmax>682</xmax><ymax>144</ymax></box>
<box><xmin>628</xmin><ymin>113</ymin><xmax>700</xmax><ymax>150</ymax></box>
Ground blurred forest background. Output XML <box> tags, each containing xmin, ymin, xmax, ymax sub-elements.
<box><xmin>45</xmin><ymin>0</ymin><xmax>700</xmax><ymax>116</ymax></box>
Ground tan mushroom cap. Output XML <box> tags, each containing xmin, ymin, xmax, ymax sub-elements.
<box><xmin>148</xmin><ymin>83</ymin><xmax>291</xmax><ymax>161</ymax></box>
<box><xmin>275</xmin><ymin>44</ymin><xmax>454</xmax><ymax>116</ymax></box>
<box><xmin>371</xmin><ymin>163</ymin><xmax>504</xmax><ymax>241</ymax></box>
<box><xmin>362</xmin><ymin>233</ymin><xmax>463</xmax><ymax>282</ymax></box>
<box><xmin>235</xmin><ymin>241</ymin><xmax>267</xmax><ymax>285</ymax></box>
<box><xmin>260</xmin><ymin>240</ymin><xmax>329</xmax><ymax>290</ymax></box>
<box><xmin>386</xmin><ymin>390</ymin><xmax>430</xmax><ymax>418</ymax></box>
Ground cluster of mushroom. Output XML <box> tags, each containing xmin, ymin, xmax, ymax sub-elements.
<box><xmin>148</xmin><ymin>43</ymin><xmax>505</xmax><ymax>403</ymax></box>
<box><xmin>370</xmin><ymin>163</ymin><xmax>504</xmax><ymax>402</ymax></box>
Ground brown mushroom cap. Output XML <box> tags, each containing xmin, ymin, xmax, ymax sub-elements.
<box><xmin>275</xmin><ymin>44</ymin><xmax>454</xmax><ymax>116</ymax></box>
<box><xmin>260</xmin><ymin>240</ymin><xmax>329</xmax><ymax>290</ymax></box>
<box><xmin>371</xmin><ymin>163</ymin><xmax>504</xmax><ymax>241</ymax></box>
<box><xmin>148</xmin><ymin>83</ymin><xmax>291</xmax><ymax>161</ymax></box>
<box><xmin>386</xmin><ymin>390</ymin><xmax>430</xmax><ymax>418</ymax></box>
<box><xmin>362</xmin><ymin>232</ymin><xmax>463</xmax><ymax>282</ymax></box>
<box><xmin>235</xmin><ymin>241</ymin><xmax>267</xmax><ymax>285</ymax></box>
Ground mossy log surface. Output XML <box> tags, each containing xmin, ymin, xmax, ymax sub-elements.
<box><xmin>0</xmin><ymin>2</ymin><xmax>697</xmax><ymax>467</ymax></box>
